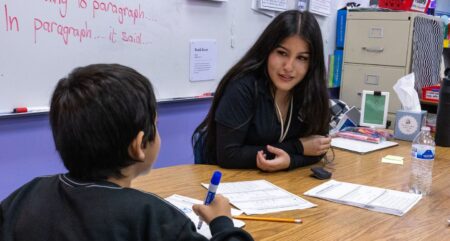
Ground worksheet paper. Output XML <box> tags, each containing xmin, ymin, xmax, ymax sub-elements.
<box><xmin>258</xmin><ymin>0</ymin><xmax>287</xmax><ymax>12</ymax></box>
<box><xmin>309</xmin><ymin>0</ymin><xmax>331</xmax><ymax>16</ymax></box>
<box><xmin>202</xmin><ymin>180</ymin><xmax>316</xmax><ymax>215</ymax></box>
<box><xmin>165</xmin><ymin>194</ymin><xmax>245</xmax><ymax>238</ymax></box>
<box><xmin>331</xmin><ymin>137</ymin><xmax>398</xmax><ymax>154</ymax></box>
<box><xmin>189</xmin><ymin>39</ymin><xmax>217</xmax><ymax>82</ymax></box>
<box><xmin>304</xmin><ymin>180</ymin><xmax>422</xmax><ymax>216</ymax></box>
<box><xmin>251</xmin><ymin>0</ymin><xmax>276</xmax><ymax>17</ymax></box>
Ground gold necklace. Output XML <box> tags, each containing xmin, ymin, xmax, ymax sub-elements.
<box><xmin>274</xmin><ymin>96</ymin><xmax>293</xmax><ymax>143</ymax></box>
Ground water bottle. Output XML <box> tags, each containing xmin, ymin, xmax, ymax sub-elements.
<box><xmin>409</xmin><ymin>126</ymin><xmax>435</xmax><ymax>195</ymax></box>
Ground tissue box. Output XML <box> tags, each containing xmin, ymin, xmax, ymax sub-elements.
<box><xmin>394</xmin><ymin>110</ymin><xmax>427</xmax><ymax>141</ymax></box>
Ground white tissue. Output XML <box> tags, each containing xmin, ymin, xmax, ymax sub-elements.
<box><xmin>393</xmin><ymin>73</ymin><xmax>421</xmax><ymax>111</ymax></box>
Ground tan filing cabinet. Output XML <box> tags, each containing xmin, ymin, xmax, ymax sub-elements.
<box><xmin>340</xmin><ymin>12</ymin><xmax>421</xmax><ymax>122</ymax></box>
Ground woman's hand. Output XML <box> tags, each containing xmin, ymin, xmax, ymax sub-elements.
<box><xmin>192</xmin><ymin>194</ymin><xmax>232</xmax><ymax>224</ymax></box>
<box><xmin>256</xmin><ymin>145</ymin><xmax>290</xmax><ymax>172</ymax></box>
<box><xmin>299</xmin><ymin>135</ymin><xmax>331</xmax><ymax>156</ymax></box>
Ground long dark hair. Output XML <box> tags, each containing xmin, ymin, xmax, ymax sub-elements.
<box><xmin>193</xmin><ymin>10</ymin><xmax>329</xmax><ymax>163</ymax></box>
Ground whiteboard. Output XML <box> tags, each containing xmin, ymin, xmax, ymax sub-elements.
<box><xmin>0</xmin><ymin>0</ymin><xmax>339</xmax><ymax>111</ymax></box>
<box><xmin>0</xmin><ymin>0</ymin><xmax>277</xmax><ymax>110</ymax></box>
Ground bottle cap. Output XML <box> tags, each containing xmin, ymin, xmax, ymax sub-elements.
<box><xmin>210</xmin><ymin>171</ymin><xmax>222</xmax><ymax>185</ymax></box>
<box><xmin>421</xmin><ymin>126</ymin><xmax>431</xmax><ymax>131</ymax></box>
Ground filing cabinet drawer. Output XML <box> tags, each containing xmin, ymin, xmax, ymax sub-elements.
<box><xmin>344</xmin><ymin>20</ymin><xmax>410</xmax><ymax>67</ymax></box>
<box><xmin>340</xmin><ymin>63</ymin><xmax>404</xmax><ymax>113</ymax></box>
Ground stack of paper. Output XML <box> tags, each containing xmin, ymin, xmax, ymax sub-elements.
<box><xmin>203</xmin><ymin>180</ymin><xmax>316</xmax><ymax>215</ymax></box>
<box><xmin>331</xmin><ymin>137</ymin><xmax>398</xmax><ymax>154</ymax></box>
<box><xmin>304</xmin><ymin>180</ymin><xmax>422</xmax><ymax>216</ymax></box>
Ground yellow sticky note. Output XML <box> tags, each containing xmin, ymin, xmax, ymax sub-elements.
<box><xmin>385</xmin><ymin>155</ymin><xmax>404</xmax><ymax>161</ymax></box>
<box><xmin>382</xmin><ymin>155</ymin><xmax>404</xmax><ymax>165</ymax></box>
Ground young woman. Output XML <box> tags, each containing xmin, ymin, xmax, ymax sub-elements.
<box><xmin>193</xmin><ymin>10</ymin><xmax>331</xmax><ymax>172</ymax></box>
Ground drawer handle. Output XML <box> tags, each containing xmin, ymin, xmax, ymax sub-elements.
<box><xmin>362</xmin><ymin>47</ymin><xmax>384</xmax><ymax>53</ymax></box>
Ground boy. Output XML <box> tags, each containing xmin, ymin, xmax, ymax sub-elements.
<box><xmin>0</xmin><ymin>64</ymin><xmax>253</xmax><ymax>241</ymax></box>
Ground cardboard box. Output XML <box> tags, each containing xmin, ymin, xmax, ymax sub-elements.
<box><xmin>378</xmin><ymin>0</ymin><xmax>431</xmax><ymax>13</ymax></box>
<box><xmin>394</xmin><ymin>110</ymin><xmax>427</xmax><ymax>141</ymax></box>
<box><xmin>421</xmin><ymin>85</ymin><xmax>440</xmax><ymax>102</ymax></box>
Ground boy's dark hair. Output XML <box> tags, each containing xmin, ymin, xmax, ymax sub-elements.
<box><xmin>50</xmin><ymin>64</ymin><xmax>157</xmax><ymax>180</ymax></box>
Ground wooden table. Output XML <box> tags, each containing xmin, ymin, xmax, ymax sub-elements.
<box><xmin>132</xmin><ymin>141</ymin><xmax>450</xmax><ymax>240</ymax></box>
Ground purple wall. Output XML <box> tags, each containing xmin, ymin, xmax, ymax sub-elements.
<box><xmin>0</xmin><ymin>99</ymin><xmax>211</xmax><ymax>200</ymax></box>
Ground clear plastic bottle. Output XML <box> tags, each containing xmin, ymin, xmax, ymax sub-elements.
<box><xmin>409</xmin><ymin>126</ymin><xmax>435</xmax><ymax>195</ymax></box>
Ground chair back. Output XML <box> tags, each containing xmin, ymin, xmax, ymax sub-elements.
<box><xmin>193</xmin><ymin>128</ymin><xmax>207</xmax><ymax>164</ymax></box>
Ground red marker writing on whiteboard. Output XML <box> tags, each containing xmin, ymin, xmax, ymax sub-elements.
<box><xmin>13</xmin><ymin>106</ymin><xmax>49</xmax><ymax>113</ymax></box>
<box><xmin>195</xmin><ymin>92</ymin><xmax>214</xmax><ymax>98</ymax></box>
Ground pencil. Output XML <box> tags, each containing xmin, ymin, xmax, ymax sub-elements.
<box><xmin>232</xmin><ymin>215</ymin><xmax>302</xmax><ymax>224</ymax></box>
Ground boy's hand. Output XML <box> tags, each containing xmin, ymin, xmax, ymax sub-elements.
<box><xmin>256</xmin><ymin>145</ymin><xmax>290</xmax><ymax>172</ymax></box>
<box><xmin>299</xmin><ymin>135</ymin><xmax>331</xmax><ymax>156</ymax></box>
<box><xmin>192</xmin><ymin>194</ymin><xmax>232</xmax><ymax>224</ymax></box>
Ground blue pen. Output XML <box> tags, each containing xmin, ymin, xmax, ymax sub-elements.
<box><xmin>197</xmin><ymin>170</ymin><xmax>222</xmax><ymax>229</ymax></box>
